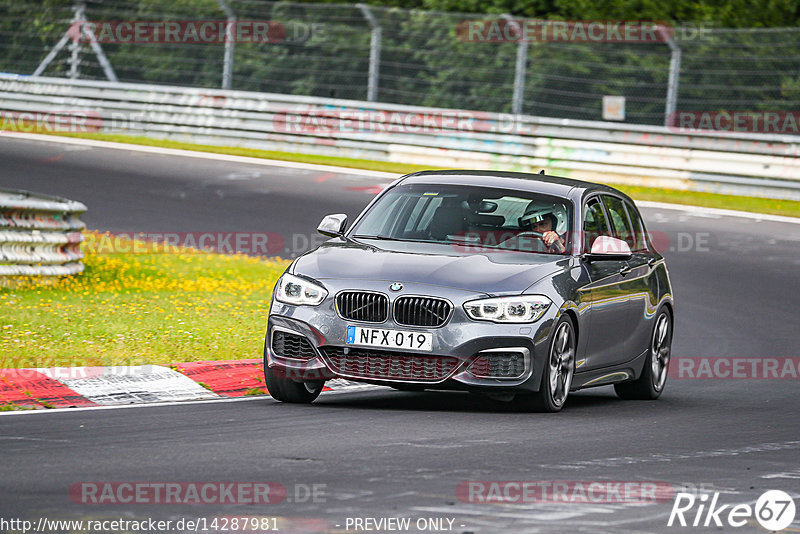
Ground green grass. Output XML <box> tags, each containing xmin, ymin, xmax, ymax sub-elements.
<box><xmin>51</xmin><ymin>131</ymin><xmax>800</xmax><ymax>219</ymax></box>
<box><xmin>1</xmin><ymin>232</ymin><xmax>289</xmax><ymax>369</ymax></box>
<box><xmin>612</xmin><ymin>184</ymin><xmax>800</xmax><ymax>218</ymax></box>
<box><xmin>0</xmin><ymin>403</ymin><xmax>33</xmax><ymax>411</ymax></box>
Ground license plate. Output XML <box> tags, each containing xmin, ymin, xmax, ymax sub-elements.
<box><xmin>346</xmin><ymin>326</ymin><xmax>433</xmax><ymax>352</ymax></box>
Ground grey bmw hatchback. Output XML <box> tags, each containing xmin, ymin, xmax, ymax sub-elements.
<box><xmin>264</xmin><ymin>171</ymin><xmax>674</xmax><ymax>412</ymax></box>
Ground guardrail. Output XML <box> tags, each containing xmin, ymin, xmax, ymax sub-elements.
<box><xmin>0</xmin><ymin>189</ymin><xmax>86</xmax><ymax>276</ymax></box>
<box><xmin>1</xmin><ymin>74</ymin><xmax>799</xmax><ymax>200</ymax></box>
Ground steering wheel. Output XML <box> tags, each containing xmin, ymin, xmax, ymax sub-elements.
<box><xmin>512</xmin><ymin>231</ymin><xmax>544</xmax><ymax>240</ymax></box>
<box><xmin>501</xmin><ymin>231</ymin><xmax>563</xmax><ymax>253</ymax></box>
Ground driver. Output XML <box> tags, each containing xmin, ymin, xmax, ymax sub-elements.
<box><xmin>519</xmin><ymin>202</ymin><xmax>566</xmax><ymax>253</ymax></box>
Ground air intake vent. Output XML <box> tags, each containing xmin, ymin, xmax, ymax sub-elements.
<box><xmin>272</xmin><ymin>330</ymin><xmax>317</xmax><ymax>360</ymax></box>
<box><xmin>393</xmin><ymin>296</ymin><xmax>452</xmax><ymax>327</ymax></box>
<box><xmin>336</xmin><ymin>291</ymin><xmax>389</xmax><ymax>323</ymax></box>
<box><xmin>469</xmin><ymin>351</ymin><xmax>526</xmax><ymax>378</ymax></box>
<box><xmin>320</xmin><ymin>347</ymin><xmax>459</xmax><ymax>382</ymax></box>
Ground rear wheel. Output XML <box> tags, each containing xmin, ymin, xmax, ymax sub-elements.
<box><xmin>265</xmin><ymin>365</ymin><xmax>324</xmax><ymax>404</ymax></box>
<box><xmin>514</xmin><ymin>315</ymin><xmax>575</xmax><ymax>413</ymax></box>
<box><xmin>615</xmin><ymin>309</ymin><xmax>672</xmax><ymax>400</ymax></box>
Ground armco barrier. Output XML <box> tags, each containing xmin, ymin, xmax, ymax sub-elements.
<box><xmin>0</xmin><ymin>189</ymin><xmax>86</xmax><ymax>276</ymax></box>
<box><xmin>1</xmin><ymin>74</ymin><xmax>799</xmax><ymax>200</ymax></box>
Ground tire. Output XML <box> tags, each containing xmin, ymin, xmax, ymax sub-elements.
<box><xmin>615</xmin><ymin>309</ymin><xmax>672</xmax><ymax>400</ymax></box>
<box><xmin>514</xmin><ymin>315</ymin><xmax>576</xmax><ymax>413</ymax></box>
<box><xmin>264</xmin><ymin>365</ymin><xmax>324</xmax><ymax>404</ymax></box>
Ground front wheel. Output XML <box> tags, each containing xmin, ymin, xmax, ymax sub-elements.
<box><xmin>265</xmin><ymin>366</ymin><xmax>324</xmax><ymax>404</ymax></box>
<box><xmin>514</xmin><ymin>315</ymin><xmax>576</xmax><ymax>412</ymax></box>
<box><xmin>615</xmin><ymin>309</ymin><xmax>672</xmax><ymax>400</ymax></box>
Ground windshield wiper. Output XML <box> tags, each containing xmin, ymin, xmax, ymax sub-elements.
<box><xmin>351</xmin><ymin>234</ymin><xmax>400</xmax><ymax>241</ymax></box>
<box><xmin>352</xmin><ymin>235</ymin><xmax>441</xmax><ymax>245</ymax></box>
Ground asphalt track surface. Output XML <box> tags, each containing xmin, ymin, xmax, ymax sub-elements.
<box><xmin>1</xmin><ymin>135</ymin><xmax>799</xmax><ymax>533</ymax></box>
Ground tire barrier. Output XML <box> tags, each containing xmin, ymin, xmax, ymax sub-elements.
<box><xmin>0</xmin><ymin>189</ymin><xmax>87</xmax><ymax>276</ymax></box>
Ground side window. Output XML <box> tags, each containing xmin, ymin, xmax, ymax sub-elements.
<box><xmin>583</xmin><ymin>197</ymin><xmax>611</xmax><ymax>252</ymax></box>
<box><xmin>603</xmin><ymin>196</ymin><xmax>633</xmax><ymax>248</ymax></box>
<box><xmin>623</xmin><ymin>200</ymin><xmax>648</xmax><ymax>251</ymax></box>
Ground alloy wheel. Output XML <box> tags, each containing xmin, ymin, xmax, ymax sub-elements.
<box><xmin>549</xmin><ymin>321</ymin><xmax>575</xmax><ymax>407</ymax></box>
<box><xmin>650</xmin><ymin>313</ymin><xmax>671</xmax><ymax>391</ymax></box>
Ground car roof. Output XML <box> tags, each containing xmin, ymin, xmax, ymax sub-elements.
<box><xmin>397</xmin><ymin>170</ymin><xmax>628</xmax><ymax>201</ymax></box>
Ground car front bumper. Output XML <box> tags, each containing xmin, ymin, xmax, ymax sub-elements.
<box><xmin>264</xmin><ymin>280</ymin><xmax>560</xmax><ymax>393</ymax></box>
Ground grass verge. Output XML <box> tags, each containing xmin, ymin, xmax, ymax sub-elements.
<box><xmin>57</xmin><ymin>132</ymin><xmax>436</xmax><ymax>175</ymax></box>
<box><xmin>0</xmin><ymin>403</ymin><xmax>33</xmax><ymax>411</ymax></box>
<box><xmin>1</xmin><ymin>232</ymin><xmax>288</xmax><ymax>368</ymax></box>
<box><xmin>48</xmin><ymin>131</ymin><xmax>800</xmax><ymax>218</ymax></box>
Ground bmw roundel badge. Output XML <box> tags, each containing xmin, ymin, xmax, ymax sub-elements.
<box><xmin>389</xmin><ymin>282</ymin><xmax>403</xmax><ymax>292</ymax></box>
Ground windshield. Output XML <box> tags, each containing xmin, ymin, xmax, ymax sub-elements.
<box><xmin>350</xmin><ymin>183</ymin><xmax>572</xmax><ymax>254</ymax></box>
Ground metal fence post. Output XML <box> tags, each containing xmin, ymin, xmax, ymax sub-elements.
<box><xmin>217</xmin><ymin>0</ymin><xmax>236</xmax><ymax>90</ymax></box>
<box><xmin>502</xmin><ymin>14</ymin><xmax>528</xmax><ymax>115</ymax></box>
<box><xmin>81</xmin><ymin>20</ymin><xmax>118</xmax><ymax>82</ymax></box>
<box><xmin>357</xmin><ymin>4</ymin><xmax>381</xmax><ymax>102</ymax></box>
<box><xmin>68</xmin><ymin>1</ymin><xmax>85</xmax><ymax>79</ymax></box>
<box><xmin>33</xmin><ymin>0</ymin><xmax>117</xmax><ymax>81</ymax></box>
<box><xmin>662</xmin><ymin>27</ymin><xmax>682</xmax><ymax>127</ymax></box>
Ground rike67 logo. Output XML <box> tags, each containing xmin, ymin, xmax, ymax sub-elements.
<box><xmin>668</xmin><ymin>490</ymin><xmax>796</xmax><ymax>531</ymax></box>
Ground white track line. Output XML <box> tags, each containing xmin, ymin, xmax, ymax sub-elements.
<box><xmin>5</xmin><ymin>131</ymin><xmax>799</xmax><ymax>224</ymax></box>
<box><xmin>0</xmin><ymin>385</ymin><xmax>383</xmax><ymax>417</ymax></box>
<box><xmin>637</xmin><ymin>200</ymin><xmax>800</xmax><ymax>224</ymax></box>
<box><xmin>1</xmin><ymin>131</ymin><xmax>396</xmax><ymax>178</ymax></box>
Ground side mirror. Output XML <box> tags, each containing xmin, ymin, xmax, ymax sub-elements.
<box><xmin>585</xmin><ymin>236</ymin><xmax>632</xmax><ymax>261</ymax></box>
<box><xmin>317</xmin><ymin>213</ymin><xmax>348</xmax><ymax>237</ymax></box>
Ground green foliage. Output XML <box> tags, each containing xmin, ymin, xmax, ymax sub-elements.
<box><xmin>0</xmin><ymin>0</ymin><xmax>797</xmax><ymax>124</ymax></box>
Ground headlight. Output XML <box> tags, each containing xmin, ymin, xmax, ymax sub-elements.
<box><xmin>463</xmin><ymin>295</ymin><xmax>551</xmax><ymax>323</ymax></box>
<box><xmin>275</xmin><ymin>273</ymin><xmax>328</xmax><ymax>306</ymax></box>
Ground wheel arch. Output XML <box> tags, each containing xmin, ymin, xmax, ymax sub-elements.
<box><xmin>660</xmin><ymin>300</ymin><xmax>674</xmax><ymax>323</ymax></box>
<box><xmin>561</xmin><ymin>307</ymin><xmax>580</xmax><ymax>346</ymax></box>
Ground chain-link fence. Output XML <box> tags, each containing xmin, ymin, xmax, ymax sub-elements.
<box><xmin>1</xmin><ymin>0</ymin><xmax>799</xmax><ymax>126</ymax></box>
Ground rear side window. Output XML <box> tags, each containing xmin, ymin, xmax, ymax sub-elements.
<box><xmin>603</xmin><ymin>196</ymin><xmax>633</xmax><ymax>248</ymax></box>
<box><xmin>622</xmin><ymin>200</ymin><xmax>648</xmax><ymax>251</ymax></box>
<box><xmin>583</xmin><ymin>197</ymin><xmax>611</xmax><ymax>252</ymax></box>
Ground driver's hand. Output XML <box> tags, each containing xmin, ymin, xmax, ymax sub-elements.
<box><xmin>542</xmin><ymin>231</ymin><xmax>565</xmax><ymax>252</ymax></box>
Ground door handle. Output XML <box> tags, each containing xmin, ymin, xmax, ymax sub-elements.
<box><xmin>619</xmin><ymin>265</ymin><xmax>632</xmax><ymax>276</ymax></box>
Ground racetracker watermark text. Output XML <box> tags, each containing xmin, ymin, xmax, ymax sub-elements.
<box><xmin>67</xmin><ymin>20</ymin><xmax>323</xmax><ymax>44</ymax></box>
<box><xmin>669</xmin><ymin>357</ymin><xmax>800</xmax><ymax>379</ymax></box>
<box><xmin>83</xmin><ymin>232</ymin><xmax>285</xmax><ymax>256</ymax></box>
<box><xmin>457</xmin><ymin>20</ymin><xmax>672</xmax><ymax>42</ymax></box>
<box><xmin>68</xmin><ymin>481</ymin><xmax>326</xmax><ymax>504</ymax></box>
<box><xmin>0</xmin><ymin>110</ymin><xmax>101</xmax><ymax>133</ymax></box>
<box><xmin>0</xmin><ymin>516</ymin><xmax>281</xmax><ymax>533</ymax></box>
<box><xmin>668</xmin><ymin>111</ymin><xmax>800</xmax><ymax>134</ymax></box>
<box><xmin>457</xmin><ymin>480</ymin><xmax>675</xmax><ymax>503</ymax></box>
